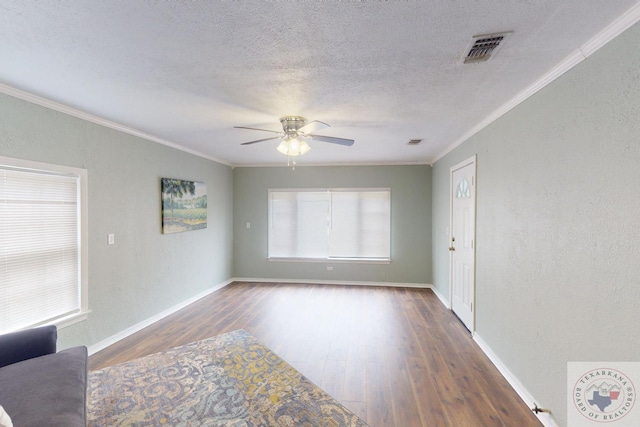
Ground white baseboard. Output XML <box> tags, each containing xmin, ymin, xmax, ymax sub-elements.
<box><xmin>88</xmin><ymin>278</ymin><xmax>428</xmax><ymax>356</ymax></box>
<box><xmin>473</xmin><ymin>334</ymin><xmax>559</xmax><ymax>427</ymax></box>
<box><xmin>430</xmin><ymin>285</ymin><xmax>451</xmax><ymax>308</ymax></box>
<box><xmin>232</xmin><ymin>277</ymin><xmax>431</xmax><ymax>289</ymax></box>
<box><xmin>87</xmin><ymin>277</ymin><xmax>557</xmax><ymax>425</ymax></box>
<box><xmin>88</xmin><ymin>279</ymin><xmax>233</xmax><ymax>356</ymax></box>
<box><xmin>428</xmin><ymin>286</ymin><xmax>558</xmax><ymax>425</ymax></box>
<box><xmin>427</xmin><ymin>284</ymin><xmax>558</xmax><ymax>425</ymax></box>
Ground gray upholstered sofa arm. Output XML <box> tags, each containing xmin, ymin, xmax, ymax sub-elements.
<box><xmin>0</xmin><ymin>325</ymin><xmax>87</xmax><ymax>426</ymax></box>
<box><xmin>0</xmin><ymin>325</ymin><xmax>57</xmax><ymax>368</ymax></box>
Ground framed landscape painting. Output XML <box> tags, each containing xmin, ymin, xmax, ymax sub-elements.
<box><xmin>161</xmin><ymin>178</ymin><xmax>207</xmax><ymax>234</ymax></box>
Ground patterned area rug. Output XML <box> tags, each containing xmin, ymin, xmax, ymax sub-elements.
<box><xmin>88</xmin><ymin>329</ymin><xmax>369</xmax><ymax>426</ymax></box>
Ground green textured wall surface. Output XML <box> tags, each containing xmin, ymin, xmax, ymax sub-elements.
<box><xmin>233</xmin><ymin>165</ymin><xmax>432</xmax><ymax>284</ymax></box>
<box><xmin>431</xmin><ymin>22</ymin><xmax>640</xmax><ymax>426</ymax></box>
<box><xmin>0</xmin><ymin>93</ymin><xmax>233</xmax><ymax>350</ymax></box>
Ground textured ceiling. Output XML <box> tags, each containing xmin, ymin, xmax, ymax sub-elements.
<box><xmin>1</xmin><ymin>1</ymin><xmax>639</xmax><ymax>166</ymax></box>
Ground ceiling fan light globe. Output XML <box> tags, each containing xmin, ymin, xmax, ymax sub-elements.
<box><xmin>276</xmin><ymin>140</ymin><xmax>290</xmax><ymax>155</ymax></box>
<box><xmin>276</xmin><ymin>138</ymin><xmax>310</xmax><ymax>157</ymax></box>
<box><xmin>299</xmin><ymin>140</ymin><xmax>311</xmax><ymax>155</ymax></box>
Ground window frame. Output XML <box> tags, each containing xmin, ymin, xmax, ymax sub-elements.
<box><xmin>0</xmin><ymin>155</ymin><xmax>89</xmax><ymax>333</ymax></box>
<box><xmin>267</xmin><ymin>187</ymin><xmax>391</xmax><ymax>264</ymax></box>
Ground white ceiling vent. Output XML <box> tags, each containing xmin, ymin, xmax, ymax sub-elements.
<box><xmin>462</xmin><ymin>32</ymin><xmax>512</xmax><ymax>64</ymax></box>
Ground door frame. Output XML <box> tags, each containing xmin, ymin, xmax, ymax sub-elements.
<box><xmin>449</xmin><ymin>155</ymin><xmax>477</xmax><ymax>332</ymax></box>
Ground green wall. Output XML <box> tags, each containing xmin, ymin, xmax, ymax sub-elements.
<box><xmin>432</xmin><ymin>21</ymin><xmax>640</xmax><ymax>426</ymax></box>
<box><xmin>0</xmin><ymin>89</ymin><xmax>432</xmax><ymax>352</ymax></box>
<box><xmin>0</xmin><ymin>93</ymin><xmax>234</xmax><ymax>350</ymax></box>
<box><xmin>233</xmin><ymin>165</ymin><xmax>432</xmax><ymax>284</ymax></box>
<box><xmin>6</xmin><ymin>19</ymin><xmax>639</xmax><ymax>426</ymax></box>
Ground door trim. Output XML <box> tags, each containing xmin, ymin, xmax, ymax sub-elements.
<box><xmin>449</xmin><ymin>155</ymin><xmax>477</xmax><ymax>332</ymax></box>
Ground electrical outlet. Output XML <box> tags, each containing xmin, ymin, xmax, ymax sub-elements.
<box><xmin>326</xmin><ymin>266</ymin><xmax>333</xmax><ymax>271</ymax></box>
<box><xmin>108</xmin><ymin>234</ymin><xmax>115</xmax><ymax>245</ymax></box>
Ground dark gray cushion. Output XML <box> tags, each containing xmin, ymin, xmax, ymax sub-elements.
<box><xmin>0</xmin><ymin>325</ymin><xmax>57</xmax><ymax>368</ymax></box>
<box><xmin>0</xmin><ymin>346</ymin><xmax>87</xmax><ymax>427</ymax></box>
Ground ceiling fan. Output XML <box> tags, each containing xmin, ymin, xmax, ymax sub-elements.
<box><xmin>235</xmin><ymin>116</ymin><xmax>354</xmax><ymax>157</ymax></box>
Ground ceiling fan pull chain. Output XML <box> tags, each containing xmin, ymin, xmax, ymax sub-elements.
<box><xmin>286</xmin><ymin>155</ymin><xmax>296</xmax><ymax>170</ymax></box>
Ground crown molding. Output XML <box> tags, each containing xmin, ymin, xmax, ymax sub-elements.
<box><xmin>581</xmin><ymin>1</ymin><xmax>640</xmax><ymax>56</ymax></box>
<box><xmin>0</xmin><ymin>83</ymin><xmax>232</xmax><ymax>167</ymax></box>
<box><xmin>430</xmin><ymin>1</ymin><xmax>640</xmax><ymax>165</ymax></box>
<box><xmin>234</xmin><ymin>160</ymin><xmax>432</xmax><ymax>168</ymax></box>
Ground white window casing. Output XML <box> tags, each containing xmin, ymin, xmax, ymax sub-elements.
<box><xmin>268</xmin><ymin>188</ymin><xmax>391</xmax><ymax>262</ymax></box>
<box><xmin>0</xmin><ymin>156</ymin><xmax>88</xmax><ymax>334</ymax></box>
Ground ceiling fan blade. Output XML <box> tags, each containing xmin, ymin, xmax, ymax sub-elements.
<box><xmin>240</xmin><ymin>136</ymin><xmax>282</xmax><ymax>145</ymax></box>
<box><xmin>298</xmin><ymin>120</ymin><xmax>330</xmax><ymax>134</ymax></box>
<box><xmin>234</xmin><ymin>126</ymin><xmax>282</xmax><ymax>134</ymax></box>
<box><xmin>309</xmin><ymin>134</ymin><xmax>355</xmax><ymax>146</ymax></box>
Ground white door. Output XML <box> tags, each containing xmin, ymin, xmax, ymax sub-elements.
<box><xmin>450</xmin><ymin>157</ymin><xmax>476</xmax><ymax>332</ymax></box>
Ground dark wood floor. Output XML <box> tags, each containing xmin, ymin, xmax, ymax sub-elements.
<box><xmin>89</xmin><ymin>282</ymin><xmax>542</xmax><ymax>426</ymax></box>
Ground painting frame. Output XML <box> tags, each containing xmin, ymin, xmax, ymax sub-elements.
<box><xmin>161</xmin><ymin>178</ymin><xmax>207</xmax><ymax>234</ymax></box>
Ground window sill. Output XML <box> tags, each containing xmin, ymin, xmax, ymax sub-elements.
<box><xmin>268</xmin><ymin>257</ymin><xmax>391</xmax><ymax>265</ymax></box>
<box><xmin>0</xmin><ymin>311</ymin><xmax>91</xmax><ymax>335</ymax></box>
<box><xmin>49</xmin><ymin>310</ymin><xmax>91</xmax><ymax>330</ymax></box>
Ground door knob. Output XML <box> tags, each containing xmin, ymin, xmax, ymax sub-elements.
<box><xmin>449</xmin><ymin>246</ymin><xmax>455</xmax><ymax>251</ymax></box>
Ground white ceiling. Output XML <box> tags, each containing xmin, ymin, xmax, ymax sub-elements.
<box><xmin>1</xmin><ymin>1</ymin><xmax>639</xmax><ymax>167</ymax></box>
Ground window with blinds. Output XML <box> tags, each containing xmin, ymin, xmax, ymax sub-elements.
<box><xmin>268</xmin><ymin>189</ymin><xmax>391</xmax><ymax>261</ymax></box>
<box><xmin>0</xmin><ymin>157</ymin><xmax>88</xmax><ymax>334</ymax></box>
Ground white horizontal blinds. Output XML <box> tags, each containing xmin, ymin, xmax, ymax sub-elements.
<box><xmin>269</xmin><ymin>189</ymin><xmax>390</xmax><ymax>260</ymax></box>
<box><xmin>294</xmin><ymin>192</ymin><xmax>329</xmax><ymax>258</ymax></box>
<box><xmin>0</xmin><ymin>167</ymin><xmax>80</xmax><ymax>333</ymax></box>
<box><xmin>269</xmin><ymin>191</ymin><xmax>329</xmax><ymax>258</ymax></box>
<box><xmin>269</xmin><ymin>191</ymin><xmax>296</xmax><ymax>257</ymax></box>
<box><xmin>328</xmin><ymin>190</ymin><xmax>391</xmax><ymax>259</ymax></box>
